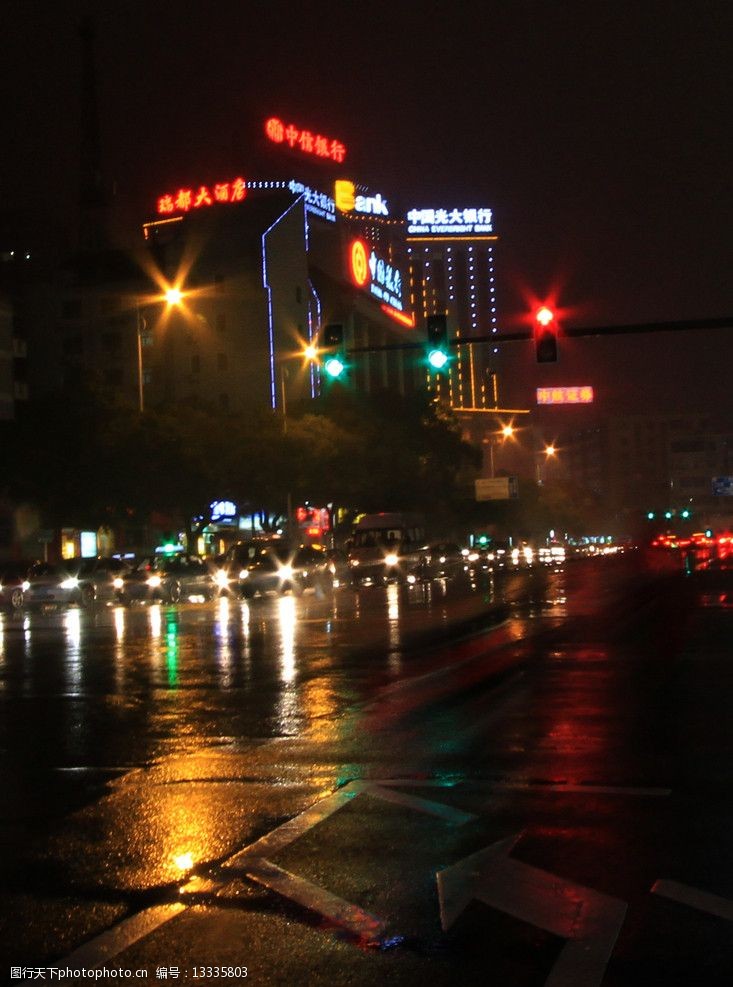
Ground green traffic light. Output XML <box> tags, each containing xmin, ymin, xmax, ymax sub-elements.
<box><xmin>428</xmin><ymin>348</ymin><xmax>449</xmax><ymax>370</ymax></box>
<box><xmin>646</xmin><ymin>511</ymin><xmax>655</xmax><ymax>520</ymax></box>
<box><xmin>680</xmin><ymin>509</ymin><xmax>691</xmax><ymax>519</ymax></box>
<box><xmin>324</xmin><ymin>356</ymin><xmax>345</xmax><ymax>378</ymax></box>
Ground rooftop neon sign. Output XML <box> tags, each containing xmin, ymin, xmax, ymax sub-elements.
<box><xmin>406</xmin><ymin>207</ymin><xmax>493</xmax><ymax>236</ymax></box>
<box><xmin>157</xmin><ymin>177</ymin><xmax>247</xmax><ymax>215</ymax></box>
<box><xmin>265</xmin><ymin>117</ymin><xmax>347</xmax><ymax>163</ymax></box>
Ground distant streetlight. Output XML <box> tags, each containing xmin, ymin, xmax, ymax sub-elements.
<box><xmin>536</xmin><ymin>443</ymin><xmax>558</xmax><ymax>484</ymax></box>
<box><xmin>137</xmin><ymin>284</ymin><xmax>186</xmax><ymax>412</ymax></box>
<box><xmin>485</xmin><ymin>421</ymin><xmax>516</xmax><ymax>478</ymax></box>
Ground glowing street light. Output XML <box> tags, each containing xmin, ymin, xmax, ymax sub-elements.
<box><xmin>137</xmin><ymin>283</ymin><xmax>186</xmax><ymax>412</ymax></box>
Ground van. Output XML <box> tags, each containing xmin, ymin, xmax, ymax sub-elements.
<box><xmin>347</xmin><ymin>512</ymin><xmax>427</xmax><ymax>584</ymax></box>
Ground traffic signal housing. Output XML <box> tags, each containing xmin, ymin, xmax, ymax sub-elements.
<box><xmin>322</xmin><ymin>323</ymin><xmax>346</xmax><ymax>379</ymax></box>
<box><xmin>534</xmin><ymin>307</ymin><xmax>558</xmax><ymax>363</ymax></box>
<box><xmin>426</xmin><ymin>313</ymin><xmax>449</xmax><ymax>370</ymax></box>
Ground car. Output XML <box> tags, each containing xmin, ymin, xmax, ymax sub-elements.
<box><xmin>60</xmin><ymin>556</ymin><xmax>133</xmax><ymax>606</ymax></box>
<box><xmin>116</xmin><ymin>553</ymin><xmax>217</xmax><ymax>604</ymax></box>
<box><xmin>0</xmin><ymin>561</ymin><xmax>31</xmax><ymax>611</ymax></box>
<box><xmin>23</xmin><ymin>561</ymin><xmax>91</xmax><ymax>608</ymax></box>
<box><xmin>218</xmin><ymin>541</ymin><xmax>332</xmax><ymax>598</ymax></box>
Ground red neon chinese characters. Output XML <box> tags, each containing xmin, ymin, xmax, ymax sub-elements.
<box><xmin>156</xmin><ymin>177</ymin><xmax>247</xmax><ymax>215</ymax></box>
<box><xmin>264</xmin><ymin>117</ymin><xmax>347</xmax><ymax>164</ymax></box>
<box><xmin>536</xmin><ymin>386</ymin><xmax>594</xmax><ymax>405</ymax></box>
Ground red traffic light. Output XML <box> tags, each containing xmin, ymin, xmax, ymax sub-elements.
<box><xmin>534</xmin><ymin>307</ymin><xmax>558</xmax><ymax>363</ymax></box>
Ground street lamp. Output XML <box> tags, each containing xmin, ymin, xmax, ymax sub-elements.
<box><xmin>536</xmin><ymin>443</ymin><xmax>557</xmax><ymax>485</ymax></box>
<box><xmin>136</xmin><ymin>284</ymin><xmax>186</xmax><ymax>412</ymax></box>
<box><xmin>485</xmin><ymin>422</ymin><xmax>515</xmax><ymax>478</ymax></box>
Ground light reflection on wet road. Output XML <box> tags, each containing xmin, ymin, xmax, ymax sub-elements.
<box><xmin>0</xmin><ymin>565</ymin><xmax>581</xmax><ymax>792</ymax></box>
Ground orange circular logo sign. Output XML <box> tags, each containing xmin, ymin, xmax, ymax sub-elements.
<box><xmin>350</xmin><ymin>240</ymin><xmax>369</xmax><ymax>287</ymax></box>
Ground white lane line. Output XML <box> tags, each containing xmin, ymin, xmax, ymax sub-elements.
<box><xmin>365</xmin><ymin>783</ymin><xmax>477</xmax><ymax>824</ymax></box>
<box><xmin>243</xmin><ymin>856</ymin><xmax>386</xmax><ymax>942</ymax></box>
<box><xmin>652</xmin><ymin>879</ymin><xmax>733</xmax><ymax>921</ymax></box>
<box><xmin>51</xmin><ymin>904</ymin><xmax>187</xmax><ymax>969</ymax></box>
<box><xmin>222</xmin><ymin>783</ymin><xmax>366</xmax><ymax>868</ymax></box>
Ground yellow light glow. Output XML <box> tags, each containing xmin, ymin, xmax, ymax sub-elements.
<box><xmin>165</xmin><ymin>287</ymin><xmax>183</xmax><ymax>306</ymax></box>
<box><xmin>173</xmin><ymin>852</ymin><xmax>194</xmax><ymax>871</ymax></box>
<box><xmin>304</xmin><ymin>344</ymin><xmax>318</xmax><ymax>361</ymax></box>
<box><xmin>501</xmin><ymin>425</ymin><xmax>515</xmax><ymax>439</ymax></box>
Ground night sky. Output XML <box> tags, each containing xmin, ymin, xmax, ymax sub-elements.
<box><xmin>4</xmin><ymin>1</ymin><xmax>733</xmax><ymax>416</ymax></box>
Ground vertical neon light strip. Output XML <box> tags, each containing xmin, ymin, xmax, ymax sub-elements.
<box><xmin>262</xmin><ymin>195</ymin><xmax>306</xmax><ymax>409</ymax></box>
<box><xmin>308</xmin><ymin>278</ymin><xmax>322</xmax><ymax>398</ymax></box>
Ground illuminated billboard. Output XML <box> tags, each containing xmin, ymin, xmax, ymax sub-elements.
<box><xmin>406</xmin><ymin>207</ymin><xmax>493</xmax><ymax>237</ymax></box>
<box><xmin>536</xmin><ymin>386</ymin><xmax>594</xmax><ymax>405</ymax></box>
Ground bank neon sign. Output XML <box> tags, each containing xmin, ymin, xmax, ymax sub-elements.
<box><xmin>157</xmin><ymin>177</ymin><xmax>247</xmax><ymax>215</ymax></box>
<box><xmin>349</xmin><ymin>239</ymin><xmax>412</xmax><ymax>325</ymax></box>
<box><xmin>265</xmin><ymin>117</ymin><xmax>347</xmax><ymax>163</ymax></box>
<box><xmin>335</xmin><ymin>180</ymin><xmax>389</xmax><ymax>216</ymax></box>
<box><xmin>536</xmin><ymin>386</ymin><xmax>594</xmax><ymax>405</ymax></box>
<box><xmin>406</xmin><ymin>206</ymin><xmax>493</xmax><ymax>236</ymax></box>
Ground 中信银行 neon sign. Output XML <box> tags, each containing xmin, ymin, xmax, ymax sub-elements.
<box><xmin>265</xmin><ymin>117</ymin><xmax>346</xmax><ymax>163</ymax></box>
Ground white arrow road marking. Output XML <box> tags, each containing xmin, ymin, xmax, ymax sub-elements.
<box><xmin>437</xmin><ymin>833</ymin><xmax>627</xmax><ymax>987</ymax></box>
<box><xmin>652</xmin><ymin>879</ymin><xmax>733</xmax><ymax>921</ymax></box>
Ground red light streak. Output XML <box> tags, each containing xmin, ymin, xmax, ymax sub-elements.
<box><xmin>380</xmin><ymin>304</ymin><xmax>415</xmax><ymax>328</ymax></box>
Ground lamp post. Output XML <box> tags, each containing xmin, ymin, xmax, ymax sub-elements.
<box><xmin>136</xmin><ymin>285</ymin><xmax>186</xmax><ymax>413</ymax></box>
<box><xmin>485</xmin><ymin>423</ymin><xmax>515</xmax><ymax>478</ymax></box>
<box><xmin>536</xmin><ymin>443</ymin><xmax>557</xmax><ymax>485</ymax></box>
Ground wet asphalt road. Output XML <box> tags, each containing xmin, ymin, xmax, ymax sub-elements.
<box><xmin>1</xmin><ymin>555</ymin><xmax>731</xmax><ymax>985</ymax></box>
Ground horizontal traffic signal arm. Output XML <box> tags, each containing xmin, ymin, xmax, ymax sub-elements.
<box><xmin>344</xmin><ymin>316</ymin><xmax>733</xmax><ymax>355</ymax></box>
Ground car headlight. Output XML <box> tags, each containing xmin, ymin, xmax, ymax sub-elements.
<box><xmin>113</xmin><ymin>577</ymin><xmax>124</xmax><ymax>590</ymax></box>
<box><xmin>238</xmin><ymin>569</ymin><xmax>249</xmax><ymax>580</ymax></box>
<box><xmin>215</xmin><ymin>570</ymin><xmax>229</xmax><ymax>588</ymax></box>
<box><xmin>349</xmin><ymin>559</ymin><xmax>359</xmax><ymax>567</ymax></box>
<box><xmin>147</xmin><ymin>575</ymin><xmax>162</xmax><ymax>588</ymax></box>
<box><xmin>279</xmin><ymin>564</ymin><xmax>294</xmax><ymax>580</ymax></box>
<box><xmin>60</xmin><ymin>577</ymin><xmax>79</xmax><ymax>590</ymax></box>
<box><xmin>385</xmin><ymin>553</ymin><xmax>399</xmax><ymax>567</ymax></box>
<box><xmin>22</xmin><ymin>581</ymin><xmax>30</xmax><ymax>591</ymax></box>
